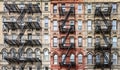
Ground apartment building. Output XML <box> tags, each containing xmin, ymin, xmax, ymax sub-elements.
<box><xmin>50</xmin><ymin>0</ymin><xmax>86</xmax><ymax>70</ymax></box>
<box><xmin>0</xmin><ymin>0</ymin><xmax>120</xmax><ymax>70</ymax></box>
<box><xmin>0</xmin><ymin>0</ymin><xmax>50</xmax><ymax>70</ymax></box>
<box><xmin>84</xmin><ymin>0</ymin><xmax>120</xmax><ymax>70</ymax></box>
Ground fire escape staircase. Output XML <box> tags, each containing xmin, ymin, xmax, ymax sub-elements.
<box><xmin>94</xmin><ymin>7</ymin><xmax>112</xmax><ymax>70</ymax></box>
<box><xmin>3</xmin><ymin>3</ymin><xmax>42</xmax><ymax>70</ymax></box>
<box><xmin>59</xmin><ymin>7</ymin><xmax>76</xmax><ymax>70</ymax></box>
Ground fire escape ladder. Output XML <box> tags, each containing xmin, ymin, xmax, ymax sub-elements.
<box><xmin>68</xmin><ymin>63</ymin><xmax>72</xmax><ymax>70</ymax></box>
<box><xmin>99</xmin><ymin>9</ymin><xmax>111</xmax><ymax>31</ymax></box>
<box><xmin>97</xmin><ymin>26</ymin><xmax>111</xmax><ymax>46</ymax></box>
<box><xmin>62</xmin><ymin>43</ymin><xmax>73</xmax><ymax>64</ymax></box>
<box><xmin>62</xmin><ymin>26</ymin><xmax>72</xmax><ymax>46</ymax></box>
<box><xmin>94</xmin><ymin>6</ymin><xmax>112</xmax><ymax>70</ymax></box>
<box><xmin>61</xmin><ymin>8</ymin><xmax>73</xmax><ymax>27</ymax></box>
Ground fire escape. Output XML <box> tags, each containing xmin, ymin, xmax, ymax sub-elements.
<box><xmin>94</xmin><ymin>5</ymin><xmax>112</xmax><ymax>70</ymax></box>
<box><xmin>59</xmin><ymin>6</ymin><xmax>76</xmax><ymax>70</ymax></box>
<box><xmin>3</xmin><ymin>2</ymin><xmax>42</xmax><ymax>70</ymax></box>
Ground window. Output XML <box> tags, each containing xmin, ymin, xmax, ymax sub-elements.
<box><xmin>44</xmin><ymin>34</ymin><xmax>49</xmax><ymax>43</ymax></box>
<box><xmin>87</xmin><ymin>54</ymin><xmax>92</xmax><ymax>64</ymax></box>
<box><xmin>10</xmin><ymin>48</ymin><xmax>16</xmax><ymax>57</ymax></box>
<box><xmin>70</xmin><ymin>20</ymin><xmax>74</xmax><ymax>25</ymax></box>
<box><xmin>112</xmin><ymin>53</ymin><xmax>117</xmax><ymax>64</ymax></box>
<box><xmin>112</xmin><ymin>20</ymin><xmax>117</xmax><ymax>30</ymax></box>
<box><xmin>78</xmin><ymin>54</ymin><xmax>82</xmax><ymax>63</ymax></box>
<box><xmin>96</xmin><ymin>54</ymin><xmax>100</xmax><ymax>63</ymax></box>
<box><xmin>87</xmin><ymin>4</ymin><xmax>92</xmax><ymax>13</ymax></box>
<box><xmin>78</xmin><ymin>4</ymin><xmax>82</xmax><ymax>13</ymax></box>
<box><xmin>78</xmin><ymin>37</ymin><xmax>82</xmax><ymax>47</ymax></box>
<box><xmin>70</xmin><ymin>54</ymin><xmax>75</xmax><ymax>62</ymax></box>
<box><xmin>104</xmin><ymin>52</ymin><xmax>109</xmax><ymax>64</ymax></box>
<box><xmin>87</xmin><ymin>20</ymin><xmax>92</xmax><ymax>31</ymax></box>
<box><xmin>61</xmin><ymin>4</ymin><xmax>65</xmax><ymax>12</ymax></box>
<box><xmin>18</xmin><ymin>3</ymin><xmax>25</xmax><ymax>9</ymax></box>
<box><xmin>44</xmin><ymin>17</ymin><xmax>48</xmax><ymax>27</ymax></box>
<box><xmin>112</xmin><ymin>4</ymin><xmax>117</xmax><ymax>13</ymax></box>
<box><xmin>44</xmin><ymin>49</ymin><xmax>49</xmax><ymax>61</ymax></box>
<box><xmin>96</xmin><ymin>37</ymin><xmax>100</xmax><ymax>43</ymax></box>
<box><xmin>62</xmin><ymin>54</ymin><xmax>66</xmax><ymax>64</ymax></box>
<box><xmin>28</xmin><ymin>34</ymin><xmax>32</xmax><ymax>40</ymax></box>
<box><xmin>2</xmin><ymin>49</ymin><xmax>7</xmax><ymax>60</ymax></box>
<box><xmin>70</xmin><ymin>37</ymin><xmax>74</xmax><ymax>43</ymax></box>
<box><xmin>53</xmin><ymin>4</ymin><xmax>57</xmax><ymax>13</ymax></box>
<box><xmin>78</xmin><ymin>20</ymin><xmax>82</xmax><ymax>30</ymax></box>
<box><xmin>87</xmin><ymin>37</ymin><xmax>92</xmax><ymax>47</ymax></box>
<box><xmin>54</xmin><ymin>54</ymin><xmax>58</xmax><ymax>64</ymax></box>
<box><xmin>44</xmin><ymin>67</ymin><xmax>48</xmax><ymax>70</ymax></box>
<box><xmin>27</xmin><ymin>49</ymin><xmax>32</xmax><ymax>58</ymax></box>
<box><xmin>112</xmin><ymin>37</ymin><xmax>117</xmax><ymax>47</ymax></box>
<box><xmin>53</xmin><ymin>37</ymin><xmax>58</xmax><ymax>47</ymax></box>
<box><xmin>45</xmin><ymin>3</ymin><xmax>48</xmax><ymax>11</ymax></box>
<box><xmin>12</xmin><ymin>34</ymin><xmax>17</xmax><ymax>40</ymax></box>
<box><xmin>53</xmin><ymin>20</ymin><xmax>58</xmax><ymax>31</ymax></box>
<box><xmin>35</xmin><ymin>49</ymin><xmax>40</xmax><ymax>59</ymax></box>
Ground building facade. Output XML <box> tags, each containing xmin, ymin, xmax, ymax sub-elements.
<box><xmin>84</xmin><ymin>0</ymin><xmax>120</xmax><ymax>70</ymax></box>
<box><xmin>0</xmin><ymin>0</ymin><xmax>120</xmax><ymax>70</ymax></box>
<box><xmin>50</xmin><ymin>0</ymin><xmax>86</xmax><ymax>70</ymax></box>
<box><xmin>0</xmin><ymin>0</ymin><xmax>50</xmax><ymax>70</ymax></box>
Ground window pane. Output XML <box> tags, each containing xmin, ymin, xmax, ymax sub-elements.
<box><xmin>53</xmin><ymin>4</ymin><xmax>57</xmax><ymax>13</ymax></box>
<box><xmin>78</xmin><ymin>4</ymin><xmax>82</xmax><ymax>13</ymax></box>
<box><xmin>112</xmin><ymin>37</ymin><xmax>117</xmax><ymax>47</ymax></box>
<box><xmin>87</xmin><ymin>37</ymin><xmax>92</xmax><ymax>47</ymax></box>
<box><xmin>112</xmin><ymin>53</ymin><xmax>117</xmax><ymax>64</ymax></box>
<box><xmin>87</xmin><ymin>20</ymin><xmax>92</xmax><ymax>31</ymax></box>
<box><xmin>78</xmin><ymin>54</ymin><xmax>82</xmax><ymax>63</ymax></box>
<box><xmin>53</xmin><ymin>21</ymin><xmax>58</xmax><ymax>31</ymax></box>
<box><xmin>78</xmin><ymin>37</ymin><xmax>82</xmax><ymax>47</ymax></box>
<box><xmin>87</xmin><ymin>4</ymin><xmax>92</xmax><ymax>13</ymax></box>
<box><xmin>78</xmin><ymin>20</ymin><xmax>82</xmax><ymax>30</ymax></box>
<box><xmin>87</xmin><ymin>54</ymin><xmax>92</xmax><ymax>64</ymax></box>
<box><xmin>53</xmin><ymin>37</ymin><xmax>58</xmax><ymax>47</ymax></box>
<box><xmin>112</xmin><ymin>20</ymin><xmax>117</xmax><ymax>30</ymax></box>
<box><xmin>44</xmin><ymin>17</ymin><xmax>48</xmax><ymax>27</ymax></box>
<box><xmin>70</xmin><ymin>54</ymin><xmax>74</xmax><ymax>62</ymax></box>
<box><xmin>54</xmin><ymin>55</ymin><xmax>58</xmax><ymax>64</ymax></box>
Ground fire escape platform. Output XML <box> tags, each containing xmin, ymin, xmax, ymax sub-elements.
<box><xmin>94</xmin><ymin>63</ymin><xmax>112</xmax><ymax>68</ymax></box>
<box><xmin>4</xmin><ymin>39</ymin><xmax>41</xmax><ymax>46</ymax></box>
<box><xmin>25</xmin><ymin>21</ymin><xmax>41</xmax><ymax>30</ymax></box>
<box><xmin>59</xmin><ymin>43</ymin><xmax>75</xmax><ymax>49</ymax></box>
<box><xmin>94</xmin><ymin>7</ymin><xmax>112</xmax><ymax>17</ymax></box>
<box><xmin>59</xmin><ymin>62</ymin><xmax>76</xmax><ymax>66</ymax></box>
<box><xmin>4</xmin><ymin>57</ymin><xmax>41</xmax><ymax>63</ymax></box>
<box><xmin>3</xmin><ymin>21</ymin><xmax>20</xmax><ymax>30</ymax></box>
<box><xmin>59</xmin><ymin>25</ymin><xmax>75</xmax><ymax>33</ymax></box>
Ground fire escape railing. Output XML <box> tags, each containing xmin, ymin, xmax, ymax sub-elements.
<box><xmin>94</xmin><ymin>6</ymin><xmax>112</xmax><ymax>70</ymax></box>
<box><xmin>3</xmin><ymin>2</ymin><xmax>42</xmax><ymax>70</ymax></box>
<box><xmin>59</xmin><ymin>6</ymin><xmax>76</xmax><ymax>70</ymax></box>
